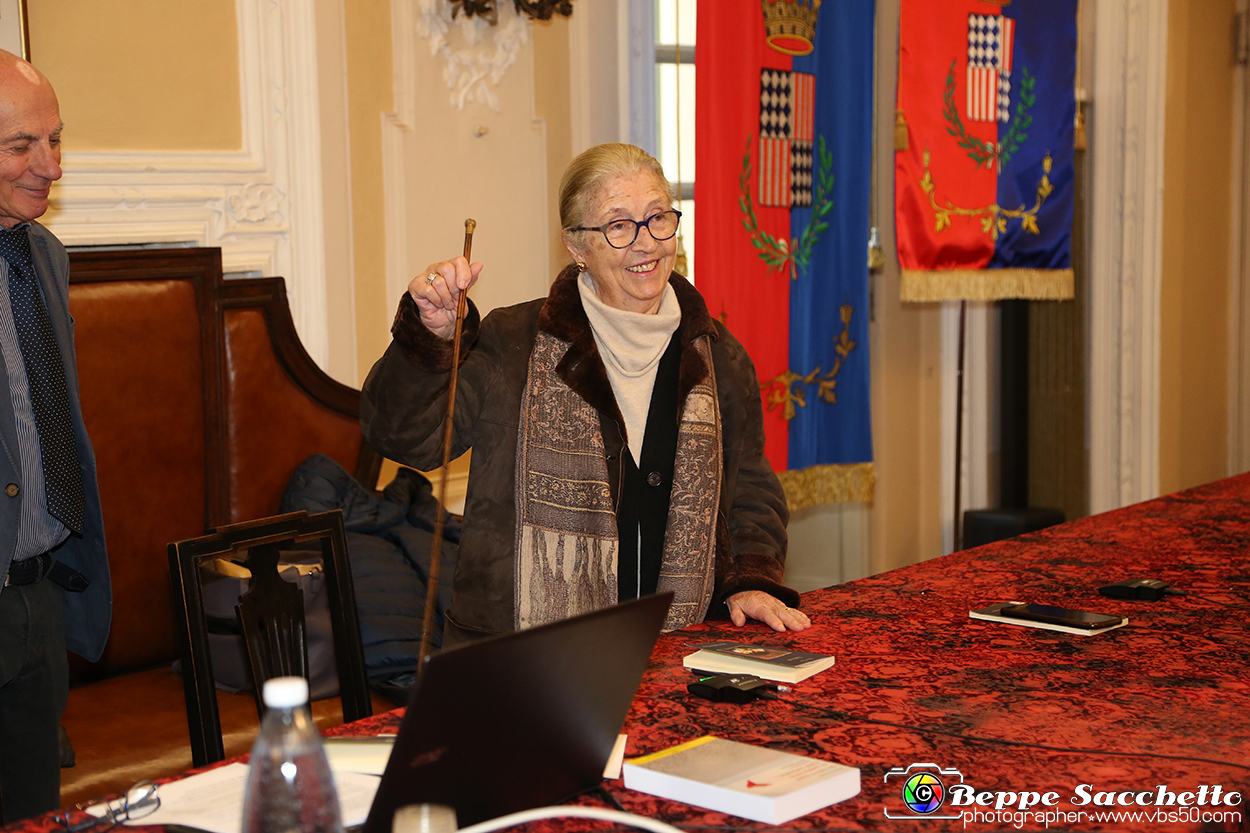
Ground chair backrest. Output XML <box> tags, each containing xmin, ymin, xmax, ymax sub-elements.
<box><xmin>235</xmin><ymin>541</ymin><xmax>311</xmax><ymax>715</ymax></box>
<box><xmin>69</xmin><ymin>249</ymin><xmax>222</xmax><ymax>678</ymax></box>
<box><xmin>168</xmin><ymin>509</ymin><xmax>372</xmax><ymax>767</ymax></box>
<box><xmin>67</xmin><ymin>247</ymin><xmax>380</xmax><ymax>683</ymax></box>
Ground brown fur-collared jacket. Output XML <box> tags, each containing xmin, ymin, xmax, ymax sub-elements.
<box><xmin>360</xmin><ymin>265</ymin><xmax>797</xmax><ymax>647</ymax></box>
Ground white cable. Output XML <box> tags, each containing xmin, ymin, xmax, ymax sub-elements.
<box><xmin>456</xmin><ymin>805</ymin><xmax>685</xmax><ymax>833</ymax></box>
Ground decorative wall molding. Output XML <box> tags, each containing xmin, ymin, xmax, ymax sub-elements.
<box><xmin>1088</xmin><ymin>0</ymin><xmax>1167</xmax><ymax>513</ymax></box>
<box><xmin>43</xmin><ymin>0</ymin><xmax>330</xmax><ymax>367</ymax></box>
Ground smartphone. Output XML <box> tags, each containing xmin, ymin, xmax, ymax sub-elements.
<box><xmin>998</xmin><ymin>602</ymin><xmax>1124</xmax><ymax>630</ymax></box>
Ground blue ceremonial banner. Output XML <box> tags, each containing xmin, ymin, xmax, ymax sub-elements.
<box><xmin>895</xmin><ymin>0</ymin><xmax>1077</xmax><ymax>301</ymax></box>
<box><xmin>696</xmin><ymin>0</ymin><xmax>875</xmax><ymax>507</ymax></box>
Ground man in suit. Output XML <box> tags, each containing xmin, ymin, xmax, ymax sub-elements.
<box><xmin>0</xmin><ymin>50</ymin><xmax>110</xmax><ymax>822</ymax></box>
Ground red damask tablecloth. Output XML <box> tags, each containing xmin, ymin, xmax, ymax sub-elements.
<box><xmin>600</xmin><ymin>473</ymin><xmax>1250</xmax><ymax>832</ymax></box>
<box><xmin>10</xmin><ymin>475</ymin><xmax>1250</xmax><ymax>833</ymax></box>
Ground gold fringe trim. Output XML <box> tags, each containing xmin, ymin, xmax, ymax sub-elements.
<box><xmin>901</xmin><ymin>268</ymin><xmax>1074</xmax><ymax>302</ymax></box>
<box><xmin>778</xmin><ymin>462</ymin><xmax>875</xmax><ymax>511</ymax></box>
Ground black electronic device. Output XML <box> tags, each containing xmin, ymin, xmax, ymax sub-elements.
<box><xmin>687</xmin><ymin>673</ymin><xmax>776</xmax><ymax>704</ymax></box>
<box><xmin>363</xmin><ymin>593</ymin><xmax>673</xmax><ymax>832</ymax></box>
<box><xmin>1098</xmin><ymin>578</ymin><xmax>1181</xmax><ymax>601</ymax></box>
<box><xmin>999</xmin><ymin>602</ymin><xmax>1124</xmax><ymax>630</ymax></box>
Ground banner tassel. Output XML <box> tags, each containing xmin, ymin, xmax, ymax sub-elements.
<box><xmin>894</xmin><ymin>109</ymin><xmax>909</xmax><ymax>150</ymax></box>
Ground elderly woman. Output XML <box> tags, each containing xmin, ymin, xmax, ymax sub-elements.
<box><xmin>361</xmin><ymin>143</ymin><xmax>809</xmax><ymax>648</ymax></box>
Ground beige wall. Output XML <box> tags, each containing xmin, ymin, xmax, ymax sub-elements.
<box><xmin>28</xmin><ymin>0</ymin><xmax>241</xmax><ymax>152</ymax></box>
<box><xmin>1159</xmin><ymin>0</ymin><xmax>1236</xmax><ymax>494</ymax></box>
<box><xmin>869</xmin><ymin>267</ymin><xmax>944</xmax><ymax>573</ymax></box>
<box><xmin>867</xmin><ymin>0</ymin><xmax>944</xmax><ymax>573</ymax></box>
<box><xmin>533</xmin><ymin>18</ymin><xmax>574</xmax><ymax>276</ymax></box>
<box><xmin>345</xmin><ymin>4</ymin><xmax>395</xmax><ymax>384</ymax></box>
<box><xmin>315</xmin><ymin>0</ymin><xmax>359</xmax><ymax>386</ymax></box>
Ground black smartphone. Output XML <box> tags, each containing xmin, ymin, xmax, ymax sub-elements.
<box><xmin>999</xmin><ymin>602</ymin><xmax>1124</xmax><ymax>630</ymax></box>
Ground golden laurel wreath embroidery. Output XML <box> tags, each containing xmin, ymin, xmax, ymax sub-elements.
<box><xmin>761</xmin><ymin>304</ymin><xmax>856</xmax><ymax>420</ymax></box>
<box><xmin>924</xmin><ymin>58</ymin><xmax>1051</xmax><ymax>240</ymax></box>
<box><xmin>921</xmin><ymin>150</ymin><xmax>1054</xmax><ymax>240</ymax></box>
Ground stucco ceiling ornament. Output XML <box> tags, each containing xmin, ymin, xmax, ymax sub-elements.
<box><xmin>417</xmin><ymin>0</ymin><xmax>559</xmax><ymax>111</ymax></box>
<box><xmin>451</xmin><ymin>0</ymin><xmax>573</xmax><ymax>22</ymax></box>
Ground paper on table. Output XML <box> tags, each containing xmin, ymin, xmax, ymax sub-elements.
<box><xmin>324</xmin><ymin>737</ymin><xmax>395</xmax><ymax>776</ymax></box>
<box><xmin>87</xmin><ymin>762</ymin><xmax>380</xmax><ymax>833</ymax></box>
<box><xmin>602</xmin><ymin>734</ymin><xmax>627</xmax><ymax>780</ymax></box>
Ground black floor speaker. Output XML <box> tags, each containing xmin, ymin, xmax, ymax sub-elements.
<box><xmin>963</xmin><ymin>507</ymin><xmax>1065</xmax><ymax>550</ymax></box>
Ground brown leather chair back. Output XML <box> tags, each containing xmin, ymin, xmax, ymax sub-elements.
<box><xmin>69</xmin><ymin>250</ymin><xmax>223</xmax><ymax>678</ymax></box>
<box><xmin>215</xmin><ymin>279</ymin><xmax>375</xmax><ymax>524</ymax></box>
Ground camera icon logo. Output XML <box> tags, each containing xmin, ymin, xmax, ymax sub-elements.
<box><xmin>883</xmin><ymin>763</ymin><xmax>965</xmax><ymax>820</ymax></box>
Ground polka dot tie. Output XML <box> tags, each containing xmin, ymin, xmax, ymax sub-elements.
<box><xmin>0</xmin><ymin>225</ymin><xmax>85</xmax><ymax>533</ymax></box>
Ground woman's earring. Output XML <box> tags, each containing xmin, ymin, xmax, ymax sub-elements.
<box><xmin>577</xmin><ymin>262</ymin><xmax>587</xmax><ymax>273</ymax></box>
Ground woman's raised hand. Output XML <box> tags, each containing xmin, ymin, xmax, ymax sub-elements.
<box><xmin>408</xmin><ymin>256</ymin><xmax>483</xmax><ymax>340</ymax></box>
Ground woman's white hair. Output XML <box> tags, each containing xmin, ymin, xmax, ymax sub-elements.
<box><xmin>558</xmin><ymin>143</ymin><xmax>675</xmax><ymax>234</ymax></box>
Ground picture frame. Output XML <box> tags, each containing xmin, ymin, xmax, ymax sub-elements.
<box><xmin>0</xmin><ymin>0</ymin><xmax>29</xmax><ymax>61</ymax></box>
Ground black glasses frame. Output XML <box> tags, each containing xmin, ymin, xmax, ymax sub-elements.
<box><xmin>568</xmin><ymin>209</ymin><xmax>683</xmax><ymax>249</ymax></box>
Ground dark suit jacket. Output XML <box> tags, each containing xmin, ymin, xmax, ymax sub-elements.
<box><xmin>0</xmin><ymin>221</ymin><xmax>110</xmax><ymax>662</ymax></box>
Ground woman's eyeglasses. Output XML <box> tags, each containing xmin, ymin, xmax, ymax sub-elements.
<box><xmin>568</xmin><ymin>210</ymin><xmax>682</xmax><ymax>249</ymax></box>
<box><xmin>53</xmin><ymin>780</ymin><xmax>160</xmax><ymax>832</ymax></box>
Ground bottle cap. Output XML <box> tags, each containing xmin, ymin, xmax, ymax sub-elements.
<box><xmin>262</xmin><ymin>676</ymin><xmax>310</xmax><ymax>709</ymax></box>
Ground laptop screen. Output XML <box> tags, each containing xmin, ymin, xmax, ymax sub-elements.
<box><xmin>362</xmin><ymin>593</ymin><xmax>673</xmax><ymax>831</ymax></box>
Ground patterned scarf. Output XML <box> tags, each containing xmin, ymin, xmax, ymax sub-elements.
<box><xmin>514</xmin><ymin>328</ymin><xmax>722</xmax><ymax>632</ymax></box>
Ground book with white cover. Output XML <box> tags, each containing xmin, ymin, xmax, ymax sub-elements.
<box><xmin>682</xmin><ymin>641</ymin><xmax>835</xmax><ymax>683</ymax></box>
<box><xmin>623</xmin><ymin>736</ymin><xmax>860</xmax><ymax>824</ymax></box>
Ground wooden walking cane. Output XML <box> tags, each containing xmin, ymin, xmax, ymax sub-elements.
<box><xmin>418</xmin><ymin>218</ymin><xmax>475</xmax><ymax>670</ymax></box>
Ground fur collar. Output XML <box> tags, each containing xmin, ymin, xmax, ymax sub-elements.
<box><xmin>537</xmin><ymin>264</ymin><xmax>719</xmax><ymax>423</ymax></box>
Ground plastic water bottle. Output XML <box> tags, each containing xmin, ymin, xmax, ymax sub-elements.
<box><xmin>242</xmin><ymin>676</ymin><xmax>344</xmax><ymax>833</ymax></box>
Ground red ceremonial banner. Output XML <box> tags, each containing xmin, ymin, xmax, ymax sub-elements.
<box><xmin>895</xmin><ymin>4</ymin><xmax>997</xmax><ymax>273</ymax></box>
<box><xmin>695</xmin><ymin>4</ymin><xmax>794</xmax><ymax>471</ymax></box>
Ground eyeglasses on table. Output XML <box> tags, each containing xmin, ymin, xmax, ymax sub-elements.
<box><xmin>53</xmin><ymin>780</ymin><xmax>160</xmax><ymax>832</ymax></box>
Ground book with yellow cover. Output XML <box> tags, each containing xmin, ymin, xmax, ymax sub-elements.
<box><xmin>622</xmin><ymin>736</ymin><xmax>860</xmax><ymax>824</ymax></box>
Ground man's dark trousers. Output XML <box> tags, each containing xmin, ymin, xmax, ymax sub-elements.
<box><xmin>0</xmin><ymin>577</ymin><xmax>68</xmax><ymax>821</ymax></box>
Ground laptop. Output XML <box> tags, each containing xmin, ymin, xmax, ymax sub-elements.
<box><xmin>362</xmin><ymin>592</ymin><xmax>674</xmax><ymax>832</ymax></box>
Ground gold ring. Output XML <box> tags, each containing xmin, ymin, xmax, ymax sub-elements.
<box><xmin>425</xmin><ymin>273</ymin><xmax>437</xmax><ymax>285</ymax></box>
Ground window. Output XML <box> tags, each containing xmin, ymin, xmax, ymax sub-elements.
<box><xmin>655</xmin><ymin>0</ymin><xmax>696</xmax><ymax>279</ymax></box>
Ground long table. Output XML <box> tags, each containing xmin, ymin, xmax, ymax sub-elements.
<box><xmin>11</xmin><ymin>475</ymin><xmax>1250</xmax><ymax>832</ymax></box>
<box><xmin>602</xmin><ymin>473</ymin><xmax>1250</xmax><ymax>831</ymax></box>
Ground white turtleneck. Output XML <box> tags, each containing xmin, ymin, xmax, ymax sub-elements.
<box><xmin>578</xmin><ymin>272</ymin><xmax>681</xmax><ymax>465</ymax></box>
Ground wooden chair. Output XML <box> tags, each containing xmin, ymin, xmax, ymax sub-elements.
<box><xmin>168</xmin><ymin>509</ymin><xmax>372</xmax><ymax>766</ymax></box>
